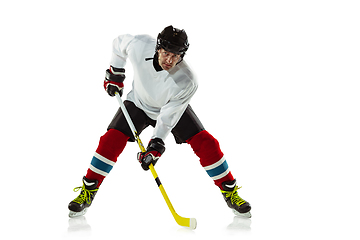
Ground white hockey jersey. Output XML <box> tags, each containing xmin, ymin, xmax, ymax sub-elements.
<box><xmin>110</xmin><ymin>34</ymin><xmax>198</xmax><ymax>141</ymax></box>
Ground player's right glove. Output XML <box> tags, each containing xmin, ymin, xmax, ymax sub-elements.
<box><xmin>104</xmin><ymin>66</ymin><xmax>125</xmax><ymax>97</ymax></box>
<box><xmin>137</xmin><ymin>138</ymin><xmax>165</xmax><ymax>171</ymax></box>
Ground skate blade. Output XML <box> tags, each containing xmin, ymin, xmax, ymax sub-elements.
<box><xmin>69</xmin><ymin>208</ymin><xmax>88</xmax><ymax>218</ymax></box>
<box><xmin>232</xmin><ymin>209</ymin><xmax>251</xmax><ymax>218</ymax></box>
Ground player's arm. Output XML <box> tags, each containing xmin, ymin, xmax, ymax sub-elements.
<box><xmin>105</xmin><ymin>34</ymin><xmax>137</xmax><ymax>96</ymax></box>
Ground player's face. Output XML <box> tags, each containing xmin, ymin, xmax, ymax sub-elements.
<box><xmin>157</xmin><ymin>49</ymin><xmax>181</xmax><ymax>70</ymax></box>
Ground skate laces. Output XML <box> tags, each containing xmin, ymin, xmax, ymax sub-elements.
<box><xmin>221</xmin><ymin>186</ymin><xmax>246</xmax><ymax>206</ymax></box>
<box><xmin>72</xmin><ymin>184</ymin><xmax>98</xmax><ymax>204</ymax></box>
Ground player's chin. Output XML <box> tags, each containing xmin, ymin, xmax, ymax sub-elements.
<box><xmin>162</xmin><ymin>64</ymin><xmax>173</xmax><ymax>70</ymax></box>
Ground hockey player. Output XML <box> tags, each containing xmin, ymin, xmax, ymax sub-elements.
<box><xmin>68</xmin><ymin>26</ymin><xmax>251</xmax><ymax>218</ymax></box>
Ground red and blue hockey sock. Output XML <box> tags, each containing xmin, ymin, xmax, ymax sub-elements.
<box><xmin>187</xmin><ymin>130</ymin><xmax>234</xmax><ymax>190</ymax></box>
<box><xmin>85</xmin><ymin>129</ymin><xmax>129</xmax><ymax>187</ymax></box>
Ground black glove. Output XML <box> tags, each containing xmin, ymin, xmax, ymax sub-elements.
<box><xmin>137</xmin><ymin>138</ymin><xmax>165</xmax><ymax>171</ymax></box>
<box><xmin>103</xmin><ymin>66</ymin><xmax>125</xmax><ymax>97</ymax></box>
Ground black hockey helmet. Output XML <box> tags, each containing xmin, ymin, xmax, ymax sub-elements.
<box><xmin>156</xmin><ymin>25</ymin><xmax>189</xmax><ymax>57</ymax></box>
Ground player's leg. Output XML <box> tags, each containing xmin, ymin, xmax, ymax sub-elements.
<box><xmin>186</xmin><ymin>130</ymin><xmax>251</xmax><ymax>216</ymax></box>
<box><xmin>68</xmin><ymin>101</ymin><xmax>150</xmax><ymax>217</ymax></box>
<box><xmin>171</xmin><ymin>105</ymin><xmax>251</xmax><ymax>217</ymax></box>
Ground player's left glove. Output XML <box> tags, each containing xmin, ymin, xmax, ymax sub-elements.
<box><xmin>137</xmin><ymin>138</ymin><xmax>165</xmax><ymax>171</ymax></box>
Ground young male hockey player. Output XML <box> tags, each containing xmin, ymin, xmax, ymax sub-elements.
<box><xmin>68</xmin><ymin>25</ymin><xmax>251</xmax><ymax>218</ymax></box>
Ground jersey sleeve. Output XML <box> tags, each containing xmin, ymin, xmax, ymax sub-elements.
<box><xmin>109</xmin><ymin>34</ymin><xmax>136</xmax><ymax>68</ymax></box>
<box><xmin>152</xmin><ymin>77</ymin><xmax>198</xmax><ymax>141</ymax></box>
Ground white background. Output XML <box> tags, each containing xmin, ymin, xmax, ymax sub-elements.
<box><xmin>1</xmin><ymin>0</ymin><xmax>359</xmax><ymax>239</ymax></box>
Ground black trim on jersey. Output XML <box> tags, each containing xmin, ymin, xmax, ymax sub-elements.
<box><xmin>153</xmin><ymin>53</ymin><xmax>163</xmax><ymax>72</ymax></box>
<box><xmin>145</xmin><ymin>53</ymin><xmax>163</xmax><ymax>72</ymax></box>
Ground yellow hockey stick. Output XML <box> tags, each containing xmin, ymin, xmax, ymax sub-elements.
<box><xmin>115</xmin><ymin>92</ymin><xmax>197</xmax><ymax>229</ymax></box>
